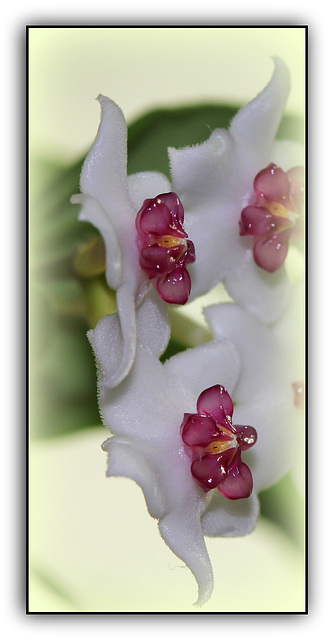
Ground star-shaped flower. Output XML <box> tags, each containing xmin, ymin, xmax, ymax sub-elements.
<box><xmin>168</xmin><ymin>58</ymin><xmax>304</xmax><ymax>324</ymax></box>
<box><xmin>181</xmin><ymin>384</ymin><xmax>257</xmax><ymax>498</ymax></box>
<box><xmin>88</xmin><ymin>284</ymin><xmax>299</xmax><ymax>605</ymax></box>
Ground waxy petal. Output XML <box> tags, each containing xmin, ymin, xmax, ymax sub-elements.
<box><xmin>239</xmin><ymin>205</ymin><xmax>278</xmax><ymax>238</ymax></box>
<box><xmin>155</xmin><ymin>263</ymin><xmax>192</xmax><ymax>305</ymax></box>
<box><xmin>139</xmin><ymin>243</ymin><xmax>184</xmax><ymax>277</ymax></box>
<box><xmin>235</xmin><ymin>425</ymin><xmax>258</xmax><ymax>451</ymax></box>
<box><xmin>158</xmin><ymin>191</ymin><xmax>185</xmax><ymax>223</ymax></box>
<box><xmin>201</xmin><ymin>490</ymin><xmax>259</xmax><ymax>537</ymax></box>
<box><xmin>72</xmin><ymin>96</ymin><xmax>172</xmax><ymax>386</ymax></box>
<box><xmin>158</xmin><ymin>499</ymin><xmax>214</xmax><ymax>606</ymax></box>
<box><xmin>204</xmin><ymin>301</ymin><xmax>300</xmax><ymax>492</ymax></box>
<box><xmin>254</xmin><ymin>163</ymin><xmax>291</xmax><ymax>204</ymax></box>
<box><xmin>181</xmin><ymin>414</ymin><xmax>221</xmax><ymax>449</ymax></box>
<box><xmin>80</xmin><ymin>96</ymin><xmax>133</xmax><ymax>224</ymax></box>
<box><xmin>191</xmin><ymin>453</ymin><xmax>228</xmax><ymax>491</ymax></box>
<box><xmin>128</xmin><ymin>172</ymin><xmax>172</xmax><ymax>211</ymax></box>
<box><xmin>163</xmin><ymin>338</ymin><xmax>240</xmax><ymax>404</ymax></box>
<box><xmin>136</xmin><ymin>192</ymin><xmax>186</xmax><ymax>238</ymax></box>
<box><xmin>136</xmin><ymin>199</ymin><xmax>173</xmax><ymax>237</ymax></box>
<box><xmin>102</xmin><ymin>436</ymin><xmax>167</xmax><ymax>519</ymax></box>
<box><xmin>230</xmin><ymin>57</ymin><xmax>291</xmax><ymax>177</ymax></box>
<box><xmin>253</xmin><ymin>229</ymin><xmax>291</xmax><ymax>272</ymax></box>
<box><xmin>197</xmin><ymin>384</ymin><xmax>234</xmax><ymax>425</ymax></box>
<box><xmin>223</xmin><ymin>250</ymin><xmax>290</xmax><ymax>324</ymax></box>
<box><xmin>218</xmin><ymin>457</ymin><xmax>253</xmax><ymax>500</ymax></box>
<box><xmin>88</xmin><ymin>288</ymin><xmax>170</xmax><ymax>391</ymax></box>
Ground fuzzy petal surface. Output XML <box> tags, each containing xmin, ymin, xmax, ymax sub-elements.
<box><xmin>72</xmin><ymin>97</ymin><xmax>172</xmax><ymax>385</ymax></box>
<box><xmin>169</xmin><ymin>59</ymin><xmax>301</xmax><ymax>324</ymax></box>
<box><xmin>204</xmin><ymin>292</ymin><xmax>304</xmax><ymax>492</ymax></box>
<box><xmin>201</xmin><ymin>490</ymin><xmax>259</xmax><ymax>537</ymax></box>
<box><xmin>89</xmin><ymin>295</ymin><xmax>259</xmax><ymax>604</ymax></box>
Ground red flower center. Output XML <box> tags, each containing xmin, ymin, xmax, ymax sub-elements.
<box><xmin>239</xmin><ymin>163</ymin><xmax>304</xmax><ymax>273</ymax></box>
<box><xmin>135</xmin><ymin>192</ymin><xmax>195</xmax><ymax>305</ymax></box>
<box><xmin>180</xmin><ymin>384</ymin><xmax>257</xmax><ymax>500</ymax></box>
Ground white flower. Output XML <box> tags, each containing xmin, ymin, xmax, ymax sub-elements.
<box><xmin>203</xmin><ymin>278</ymin><xmax>305</xmax><ymax>494</ymax></box>
<box><xmin>71</xmin><ymin>97</ymin><xmax>172</xmax><ymax>387</ymax></box>
<box><xmin>87</xmin><ymin>288</ymin><xmax>298</xmax><ymax>605</ymax></box>
<box><xmin>168</xmin><ymin>58</ymin><xmax>304</xmax><ymax>324</ymax></box>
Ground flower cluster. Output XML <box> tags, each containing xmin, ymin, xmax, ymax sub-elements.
<box><xmin>72</xmin><ymin>57</ymin><xmax>304</xmax><ymax>606</ymax></box>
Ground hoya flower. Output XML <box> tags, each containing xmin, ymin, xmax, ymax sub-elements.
<box><xmin>239</xmin><ymin>163</ymin><xmax>304</xmax><ymax>272</ymax></box>
<box><xmin>71</xmin><ymin>97</ymin><xmax>195</xmax><ymax>387</ymax></box>
<box><xmin>135</xmin><ymin>191</ymin><xmax>195</xmax><ymax>304</ymax></box>
<box><xmin>87</xmin><ymin>289</ymin><xmax>295</xmax><ymax>606</ymax></box>
<box><xmin>181</xmin><ymin>385</ymin><xmax>257</xmax><ymax>498</ymax></box>
<box><xmin>203</xmin><ymin>278</ymin><xmax>305</xmax><ymax>494</ymax></box>
<box><xmin>168</xmin><ymin>58</ymin><xmax>304</xmax><ymax>323</ymax></box>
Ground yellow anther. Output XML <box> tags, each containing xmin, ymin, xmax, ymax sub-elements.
<box><xmin>158</xmin><ymin>235</ymin><xmax>186</xmax><ymax>248</ymax></box>
<box><xmin>205</xmin><ymin>439</ymin><xmax>236</xmax><ymax>454</ymax></box>
<box><xmin>265</xmin><ymin>201</ymin><xmax>299</xmax><ymax>226</ymax></box>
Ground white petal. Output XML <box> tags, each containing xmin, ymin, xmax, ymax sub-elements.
<box><xmin>135</xmin><ymin>287</ymin><xmax>170</xmax><ymax>356</ymax></box>
<box><xmin>204</xmin><ymin>302</ymin><xmax>297</xmax><ymax>492</ymax></box>
<box><xmin>230</xmin><ymin>57</ymin><xmax>291</xmax><ymax>178</ymax></box>
<box><xmin>70</xmin><ymin>193</ymin><xmax>122</xmax><ymax>289</ymax></box>
<box><xmin>169</xmin><ymin>130</ymin><xmax>241</xmax><ymax>301</ymax></box>
<box><xmin>102</xmin><ymin>436</ymin><xmax>167</xmax><ymax>519</ymax></box>
<box><xmin>204</xmin><ymin>303</ymin><xmax>282</xmax><ymax>402</ymax></box>
<box><xmin>159</xmin><ymin>498</ymin><xmax>214</xmax><ymax>607</ymax></box>
<box><xmin>182</xmin><ymin>194</ymin><xmax>242</xmax><ymax>301</ymax></box>
<box><xmin>223</xmin><ymin>251</ymin><xmax>291</xmax><ymax>325</ymax></box>
<box><xmin>92</xmin><ymin>313</ymin><xmax>256</xmax><ymax>604</ymax></box>
<box><xmin>94</xmin><ymin>336</ymin><xmax>217</xmax><ymax>603</ymax></box>
<box><xmin>75</xmin><ymin>98</ymin><xmax>174</xmax><ymax>386</ymax></box>
<box><xmin>88</xmin><ymin>287</ymin><xmax>169</xmax><ymax>389</ymax></box>
<box><xmin>169</xmin><ymin>59</ymin><xmax>292</xmax><ymax>322</ymax></box>
<box><xmin>128</xmin><ymin>171</ymin><xmax>171</xmax><ymax>210</ymax></box>
<box><xmin>169</xmin><ymin>129</ymin><xmax>236</xmax><ymax>205</ymax></box>
<box><xmin>272</xmin><ymin>278</ymin><xmax>305</xmax><ymax>383</ymax></box>
<box><xmin>110</xmin><ymin>278</ymin><xmax>140</xmax><ymax>386</ymax></box>
<box><xmin>271</xmin><ymin>139</ymin><xmax>305</xmax><ymax>170</ymax></box>
<box><xmin>163</xmin><ymin>338</ymin><xmax>241</xmax><ymax>402</ymax></box>
<box><xmin>201</xmin><ymin>490</ymin><xmax>259</xmax><ymax>537</ymax></box>
<box><xmin>94</xmin><ymin>344</ymin><xmax>185</xmax><ymax>442</ymax></box>
<box><xmin>80</xmin><ymin>96</ymin><xmax>134</xmax><ymax>227</ymax></box>
<box><xmin>105</xmin><ymin>417</ymin><xmax>213</xmax><ymax>606</ymax></box>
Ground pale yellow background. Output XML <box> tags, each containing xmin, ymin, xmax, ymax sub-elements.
<box><xmin>29</xmin><ymin>27</ymin><xmax>305</xmax><ymax>162</ymax></box>
<box><xmin>29</xmin><ymin>27</ymin><xmax>306</xmax><ymax>613</ymax></box>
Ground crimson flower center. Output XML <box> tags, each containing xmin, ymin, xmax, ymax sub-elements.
<box><xmin>135</xmin><ymin>192</ymin><xmax>195</xmax><ymax>305</ymax></box>
<box><xmin>239</xmin><ymin>162</ymin><xmax>304</xmax><ymax>273</ymax></box>
<box><xmin>180</xmin><ymin>384</ymin><xmax>257</xmax><ymax>500</ymax></box>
